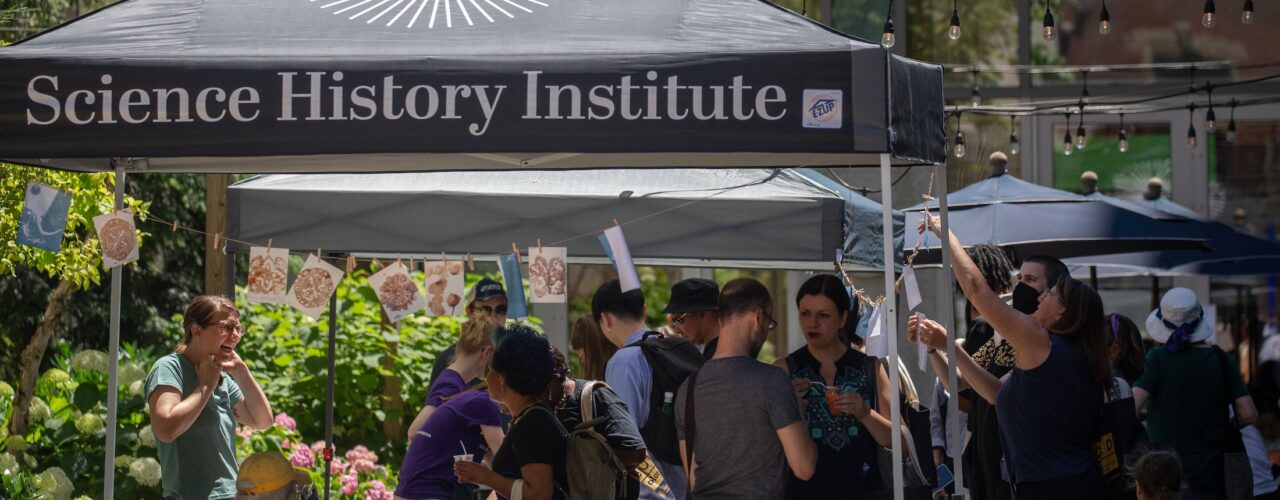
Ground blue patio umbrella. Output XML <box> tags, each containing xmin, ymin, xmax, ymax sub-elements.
<box><xmin>904</xmin><ymin>172</ymin><xmax>1208</xmax><ymax>265</ymax></box>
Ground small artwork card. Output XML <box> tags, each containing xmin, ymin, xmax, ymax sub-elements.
<box><xmin>903</xmin><ymin>265</ymin><xmax>923</xmax><ymax>311</ymax></box>
<box><xmin>93</xmin><ymin>210</ymin><xmax>139</xmax><ymax>269</ymax></box>
<box><xmin>527</xmin><ymin>246</ymin><xmax>567</xmax><ymax>304</ymax></box>
<box><xmin>247</xmin><ymin>246</ymin><xmax>290</xmax><ymax>304</ymax></box>
<box><xmin>423</xmin><ymin>259</ymin><xmax>466</xmax><ymax>317</ymax></box>
<box><xmin>17</xmin><ymin>182</ymin><xmax>71</xmax><ymax>253</ymax></box>
<box><xmin>370</xmin><ymin>261</ymin><xmax>426</xmax><ymax>323</ymax></box>
<box><xmin>288</xmin><ymin>254</ymin><xmax>344</xmax><ymax>320</ymax></box>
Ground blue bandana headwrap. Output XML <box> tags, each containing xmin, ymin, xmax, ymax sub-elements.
<box><xmin>1159</xmin><ymin>305</ymin><xmax>1202</xmax><ymax>353</ymax></box>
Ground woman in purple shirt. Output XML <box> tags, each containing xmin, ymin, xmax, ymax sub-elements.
<box><xmin>407</xmin><ymin>318</ymin><xmax>499</xmax><ymax>441</ymax></box>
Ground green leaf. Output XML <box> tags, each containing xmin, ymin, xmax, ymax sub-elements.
<box><xmin>73</xmin><ymin>382</ymin><xmax>101</xmax><ymax>412</ymax></box>
<box><xmin>272</xmin><ymin>354</ymin><xmax>294</xmax><ymax>368</ymax></box>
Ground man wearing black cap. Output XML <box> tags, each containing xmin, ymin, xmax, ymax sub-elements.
<box><xmin>426</xmin><ymin>277</ymin><xmax>508</xmax><ymax>395</ymax></box>
<box><xmin>665</xmin><ymin>278</ymin><xmax>721</xmax><ymax>360</ymax></box>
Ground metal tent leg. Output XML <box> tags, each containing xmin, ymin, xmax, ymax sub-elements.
<box><xmin>103</xmin><ymin>165</ymin><xmax>126</xmax><ymax>500</ymax></box>
<box><xmin>937</xmin><ymin>163</ymin><xmax>965</xmax><ymax>498</ymax></box>
<box><xmin>325</xmin><ymin>278</ymin><xmax>337</xmax><ymax>500</ymax></box>
<box><xmin>880</xmin><ymin>154</ymin><xmax>904</xmax><ymax>500</ymax></box>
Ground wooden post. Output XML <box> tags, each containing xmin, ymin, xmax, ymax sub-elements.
<box><xmin>205</xmin><ymin>174</ymin><xmax>229</xmax><ymax>296</ymax></box>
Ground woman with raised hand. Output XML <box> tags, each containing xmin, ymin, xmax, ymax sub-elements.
<box><xmin>910</xmin><ymin>214</ymin><xmax>1111</xmax><ymax>499</ymax></box>
<box><xmin>774</xmin><ymin>274</ymin><xmax>895</xmax><ymax>499</ymax></box>
<box><xmin>455</xmin><ymin>326</ymin><xmax>568</xmax><ymax>500</ymax></box>
<box><xmin>145</xmin><ymin>295</ymin><xmax>273</xmax><ymax>499</ymax></box>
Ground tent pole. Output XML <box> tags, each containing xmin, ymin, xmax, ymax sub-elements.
<box><xmin>325</xmin><ymin>273</ymin><xmax>337</xmax><ymax>500</ymax></box>
<box><xmin>103</xmin><ymin>163</ymin><xmax>126</xmax><ymax>500</ymax></box>
<box><xmin>880</xmin><ymin>154</ymin><xmax>904</xmax><ymax>500</ymax></box>
<box><xmin>937</xmin><ymin>163</ymin><xmax>964</xmax><ymax>497</ymax></box>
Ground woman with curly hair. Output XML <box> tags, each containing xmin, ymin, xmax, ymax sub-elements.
<box><xmin>455</xmin><ymin>326</ymin><xmax>567</xmax><ymax>500</ymax></box>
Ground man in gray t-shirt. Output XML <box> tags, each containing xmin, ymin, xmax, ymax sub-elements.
<box><xmin>675</xmin><ymin>278</ymin><xmax>816</xmax><ymax>499</ymax></box>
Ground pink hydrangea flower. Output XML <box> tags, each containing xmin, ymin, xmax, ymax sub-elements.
<box><xmin>364</xmin><ymin>480</ymin><xmax>394</xmax><ymax>500</ymax></box>
<box><xmin>236</xmin><ymin>425</ymin><xmax>254</xmax><ymax>441</ymax></box>
<box><xmin>289</xmin><ymin>442</ymin><xmax>314</xmax><ymax>469</ymax></box>
<box><xmin>329</xmin><ymin>457</ymin><xmax>348</xmax><ymax>476</ymax></box>
<box><xmin>274</xmin><ymin>412</ymin><xmax>297</xmax><ymax>431</ymax></box>
<box><xmin>345</xmin><ymin>445</ymin><xmax>378</xmax><ymax>464</ymax></box>
<box><xmin>341</xmin><ymin>472</ymin><xmax>359</xmax><ymax>496</ymax></box>
<box><xmin>311</xmin><ymin>440</ymin><xmax>327</xmax><ymax>456</ymax></box>
<box><xmin>352</xmin><ymin>458</ymin><xmax>377</xmax><ymax>474</ymax></box>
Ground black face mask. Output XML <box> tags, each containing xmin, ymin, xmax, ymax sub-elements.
<box><xmin>1012</xmin><ymin>282</ymin><xmax>1041</xmax><ymax>315</ymax></box>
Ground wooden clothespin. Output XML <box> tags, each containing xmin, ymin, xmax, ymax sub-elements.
<box><xmin>613</xmin><ymin>218</ymin><xmax>620</xmax><ymax>227</ymax></box>
<box><xmin>316</xmin><ymin>247</ymin><xmax>322</xmax><ymax>258</ymax></box>
<box><xmin>171</xmin><ymin>219</ymin><xmax>178</xmax><ymax>232</ymax></box>
<box><xmin>441</xmin><ymin>252</ymin><xmax>447</xmax><ymax>264</ymax></box>
<box><xmin>537</xmin><ymin>238</ymin><xmax>543</xmax><ymax>254</ymax></box>
<box><xmin>467</xmin><ymin>253</ymin><xmax>475</xmax><ymax>271</ymax></box>
<box><xmin>266</xmin><ymin>239</ymin><xmax>273</xmax><ymax>252</ymax></box>
<box><xmin>408</xmin><ymin>255</ymin><xmax>414</xmax><ymax>271</ymax></box>
<box><xmin>372</xmin><ymin>258</ymin><xmax>382</xmax><ymax>269</ymax></box>
<box><xmin>212</xmin><ymin>233</ymin><xmax>220</xmax><ymax>250</ymax></box>
<box><xmin>511</xmin><ymin>242</ymin><xmax>520</xmax><ymax>258</ymax></box>
<box><xmin>345</xmin><ymin>255</ymin><xmax>356</xmax><ymax>273</ymax></box>
<box><xmin>396</xmin><ymin>252</ymin><xmax>402</xmax><ymax>266</ymax></box>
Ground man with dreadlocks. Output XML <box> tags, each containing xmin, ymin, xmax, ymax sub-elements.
<box><xmin>917</xmin><ymin>244</ymin><xmax>1017</xmax><ymax>500</ymax></box>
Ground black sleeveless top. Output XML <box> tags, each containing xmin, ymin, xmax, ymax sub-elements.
<box><xmin>784</xmin><ymin>346</ymin><xmax>882</xmax><ymax>500</ymax></box>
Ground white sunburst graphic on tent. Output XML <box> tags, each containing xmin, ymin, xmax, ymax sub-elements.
<box><xmin>309</xmin><ymin>0</ymin><xmax>550</xmax><ymax>29</ymax></box>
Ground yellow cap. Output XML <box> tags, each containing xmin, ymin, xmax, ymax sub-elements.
<box><xmin>237</xmin><ymin>451</ymin><xmax>297</xmax><ymax>495</ymax></box>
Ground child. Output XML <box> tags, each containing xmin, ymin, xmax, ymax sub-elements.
<box><xmin>1130</xmin><ymin>450</ymin><xmax>1182</xmax><ymax>500</ymax></box>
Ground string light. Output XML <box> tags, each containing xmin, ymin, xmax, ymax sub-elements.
<box><xmin>1063</xmin><ymin>113</ymin><xmax>1075</xmax><ymax>156</ymax></box>
<box><xmin>1118</xmin><ymin>114</ymin><xmax>1130</xmax><ymax>153</ymax></box>
<box><xmin>1187</xmin><ymin>103</ymin><xmax>1198</xmax><ymax>148</ymax></box>
<box><xmin>1205</xmin><ymin>86</ymin><xmax>1216</xmax><ymax>132</ymax></box>
<box><xmin>1009</xmin><ymin>115</ymin><xmax>1021</xmax><ymax>155</ymax></box>
<box><xmin>1242</xmin><ymin>0</ymin><xmax>1255</xmax><ymax>24</ymax></box>
<box><xmin>1099</xmin><ymin>0</ymin><xmax>1112</xmax><ymax>35</ymax></box>
<box><xmin>882</xmin><ymin>0</ymin><xmax>896</xmax><ymax>48</ymax></box>
<box><xmin>1076</xmin><ymin>104</ymin><xmax>1087</xmax><ymax>150</ymax></box>
<box><xmin>971</xmin><ymin>70</ymin><xmax>981</xmax><ymax>107</ymax></box>
<box><xmin>950</xmin><ymin>0</ymin><xmax>962</xmax><ymax>40</ymax></box>
<box><xmin>1227</xmin><ymin>99</ymin><xmax>1238</xmax><ymax>143</ymax></box>
<box><xmin>954</xmin><ymin>113</ymin><xmax>967</xmax><ymax>158</ymax></box>
<box><xmin>1044</xmin><ymin>5</ymin><xmax>1057</xmax><ymax>41</ymax></box>
<box><xmin>1204</xmin><ymin>0</ymin><xmax>1217</xmax><ymax>27</ymax></box>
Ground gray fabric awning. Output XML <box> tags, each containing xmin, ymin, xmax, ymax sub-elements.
<box><xmin>227</xmin><ymin>168</ymin><xmax>891</xmax><ymax>270</ymax></box>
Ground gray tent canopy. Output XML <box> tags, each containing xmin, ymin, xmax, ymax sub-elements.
<box><xmin>0</xmin><ymin>0</ymin><xmax>945</xmax><ymax>171</ymax></box>
<box><xmin>226</xmin><ymin>168</ymin><xmax>901</xmax><ymax>271</ymax></box>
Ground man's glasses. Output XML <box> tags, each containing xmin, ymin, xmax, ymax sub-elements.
<box><xmin>671</xmin><ymin>313</ymin><xmax>691</xmax><ymax>326</ymax></box>
<box><xmin>762</xmin><ymin>310</ymin><xmax>778</xmax><ymax>331</ymax></box>
<box><xmin>477</xmin><ymin>305</ymin><xmax>508</xmax><ymax>317</ymax></box>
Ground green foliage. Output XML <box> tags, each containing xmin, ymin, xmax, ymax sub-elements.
<box><xmin>0</xmin><ymin>0</ymin><xmax>114</xmax><ymax>44</ymax></box>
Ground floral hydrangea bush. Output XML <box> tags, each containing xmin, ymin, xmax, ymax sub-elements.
<box><xmin>236</xmin><ymin>412</ymin><xmax>397</xmax><ymax>499</ymax></box>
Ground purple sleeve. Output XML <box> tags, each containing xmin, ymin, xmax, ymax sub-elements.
<box><xmin>424</xmin><ymin>371</ymin><xmax>465</xmax><ymax>408</ymax></box>
<box><xmin>461</xmin><ymin>392</ymin><xmax>502</xmax><ymax>427</ymax></box>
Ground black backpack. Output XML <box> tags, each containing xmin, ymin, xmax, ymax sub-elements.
<box><xmin>626</xmin><ymin>331</ymin><xmax>704</xmax><ymax>465</ymax></box>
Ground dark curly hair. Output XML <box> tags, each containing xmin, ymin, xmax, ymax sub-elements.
<box><xmin>490</xmin><ymin>325</ymin><xmax>556</xmax><ymax>397</ymax></box>
<box><xmin>967</xmin><ymin>244</ymin><xmax>1015</xmax><ymax>295</ymax></box>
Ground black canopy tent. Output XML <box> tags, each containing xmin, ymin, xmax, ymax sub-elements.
<box><xmin>0</xmin><ymin>0</ymin><xmax>948</xmax><ymax>497</ymax></box>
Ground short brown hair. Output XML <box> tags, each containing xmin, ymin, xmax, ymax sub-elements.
<box><xmin>178</xmin><ymin>295</ymin><xmax>237</xmax><ymax>353</ymax></box>
<box><xmin>1130</xmin><ymin>450</ymin><xmax>1181</xmax><ymax>500</ymax></box>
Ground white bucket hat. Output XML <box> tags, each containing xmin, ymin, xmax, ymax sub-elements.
<box><xmin>1146</xmin><ymin>287</ymin><xmax>1214</xmax><ymax>347</ymax></box>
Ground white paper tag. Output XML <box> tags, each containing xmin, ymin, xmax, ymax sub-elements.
<box><xmin>865</xmin><ymin>305</ymin><xmax>887</xmax><ymax>358</ymax></box>
<box><xmin>903</xmin><ymin>265</ymin><xmax>923</xmax><ymax>311</ymax></box>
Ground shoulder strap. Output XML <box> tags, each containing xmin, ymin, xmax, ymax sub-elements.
<box><xmin>581</xmin><ymin>381</ymin><xmax>602</xmax><ymax>423</ymax></box>
<box><xmin>624</xmin><ymin>331</ymin><xmax>661</xmax><ymax>349</ymax></box>
<box><xmin>683</xmin><ymin>369</ymin><xmax>699</xmax><ymax>500</ymax></box>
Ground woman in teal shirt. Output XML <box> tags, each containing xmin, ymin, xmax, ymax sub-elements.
<box><xmin>145</xmin><ymin>295</ymin><xmax>274</xmax><ymax>499</ymax></box>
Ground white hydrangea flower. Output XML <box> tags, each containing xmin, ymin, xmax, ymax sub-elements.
<box><xmin>75</xmin><ymin>413</ymin><xmax>105</xmax><ymax>436</ymax></box>
<box><xmin>128</xmin><ymin>380</ymin><xmax>144</xmax><ymax>397</ymax></box>
<box><xmin>38</xmin><ymin>368</ymin><xmax>75</xmax><ymax>392</ymax></box>
<box><xmin>128</xmin><ymin>457</ymin><xmax>162</xmax><ymax>487</ymax></box>
<box><xmin>0</xmin><ymin>452</ymin><xmax>18</xmax><ymax>475</ymax></box>
<box><xmin>138</xmin><ymin>425</ymin><xmax>156</xmax><ymax>448</ymax></box>
<box><xmin>71</xmin><ymin>350</ymin><xmax>109</xmax><ymax>374</ymax></box>
<box><xmin>4</xmin><ymin>436</ymin><xmax>27</xmax><ymax>454</ymax></box>
<box><xmin>23</xmin><ymin>453</ymin><xmax>36</xmax><ymax>468</ymax></box>
<box><xmin>115</xmin><ymin>455</ymin><xmax>136</xmax><ymax>469</ymax></box>
<box><xmin>119</xmin><ymin>363</ymin><xmax>146</xmax><ymax>387</ymax></box>
<box><xmin>35</xmin><ymin>466</ymin><xmax>73</xmax><ymax>500</ymax></box>
<box><xmin>29</xmin><ymin>397</ymin><xmax>53</xmax><ymax>423</ymax></box>
<box><xmin>0</xmin><ymin>381</ymin><xmax>13</xmax><ymax>399</ymax></box>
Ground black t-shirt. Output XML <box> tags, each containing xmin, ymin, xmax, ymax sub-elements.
<box><xmin>492</xmin><ymin>403</ymin><xmax>568</xmax><ymax>500</ymax></box>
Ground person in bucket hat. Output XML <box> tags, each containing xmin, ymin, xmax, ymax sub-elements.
<box><xmin>1134</xmin><ymin>287</ymin><xmax>1258</xmax><ymax>499</ymax></box>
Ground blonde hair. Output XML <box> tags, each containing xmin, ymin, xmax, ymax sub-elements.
<box><xmin>177</xmin><ymin>295</ymin><xmax>237</xmax><ymax>354</ymax></box>
<box><xmin>456</xmin><ymin>317</ymin><xmax>498</xmax><ymax>356</ymax></box>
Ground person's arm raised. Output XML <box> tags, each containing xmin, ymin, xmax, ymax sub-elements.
<box><xmin>913</xmin><ymin>318</ymin><xmax>1004</xmax><ymax>404</ymax></box>
<box><xmin>148</xmin><ymin>354</ymin><xmax>220</xmax><ymax>443</ymax></box>
<box><xmin>920</xmin><ymin>214</ymin><xmax>1050</xmax><ymax>368</ymax></box>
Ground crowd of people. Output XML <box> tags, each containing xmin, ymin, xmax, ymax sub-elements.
<box><xmin>142</xmin><ymin>218</ymin><xmax>1272</xmax><ymax>500</ymax></box>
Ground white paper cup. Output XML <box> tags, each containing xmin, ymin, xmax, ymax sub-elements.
<box><xmin>453</xmin><ymin>454</ymin><xmax>474</xmax><ymax>463</ymax></box>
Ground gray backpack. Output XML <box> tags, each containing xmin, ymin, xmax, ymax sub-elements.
<box><xmin>565</xmin><ymin>381</ymin><xmax>629</xmax><ymax>500</ymax></box>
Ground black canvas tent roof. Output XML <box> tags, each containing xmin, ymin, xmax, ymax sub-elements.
<box><xmin>0</xmin><ymin>0</ymin><xmax>945</xmax><ymax>172</ymax></box>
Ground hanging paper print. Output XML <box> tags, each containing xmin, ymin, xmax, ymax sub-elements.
<box><xmin>247</xmin><ymin>246</ymin><xmax>290</xmax><ymax>304</ymax></box>
<box><xmin>93</xmin><ymin>210</ymin><xmax>139</xmax><ymax>269</ymax></box>
<box><xmin>498</xmin><ymin>252</ymin><xmax>529</xmax><ymax>320</ymax></box>
<box><xmin>288</xmin><ymin>254</ymin><xmax>344</xmax><ymax>319</ymax></box>
<box><xmin>598</xmin><ymin>225</ymin><xmax>640</xmax><ymax>292</ymax></box>
<box><xmin>423</xmin><ymin>260</ymin><xmax>466</xmax><ymax>316</ymax></box>
<box><xmin>527</xmin><ymin>246</ymin><xmax>567</xmax><ymax>304</ymax></box>
<box><xmin>370</xmin><ymin>261</ymin><xmax>426</xmax><ymax>323</ymax></box>
<box><xmin>17</xmin><ymin>182</ymin><xmax>71</xmax><ymax>252</ymax></box>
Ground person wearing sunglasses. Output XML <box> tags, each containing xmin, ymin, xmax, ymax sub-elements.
<box><xmin>145</xmin><ymin>295</ymin><xmax>274</xmax><ymax>500</ymax></box>
<box><xmin>427</xmin><ymin>278</ymin><xmax>509</xmax><ymax>397</ymax></box>
<box><xmin>664</xmin><ymin>278</ymin><xmax>721</xmax><ymax>360</ymax></box>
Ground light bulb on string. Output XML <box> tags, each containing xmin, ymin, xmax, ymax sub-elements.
<box><xmin>1118</xmin><ymin>114</ymin><xmax>1129</xmax><ymax>153</ymax></box>
<box><xmin>1010</xmin><ymin>115</ymin><xmax>1020</xmax><ymax>155</ymax></box>
<box><xmin>1099</xmin><ymin>0</ymin><xmax>1112</xmax><ymax>35</ymax></box>
<box><xmin>1204</xmin><ymin>0</ymin><xmax>1217</xmax><ymax>27</ymax></box>
<box><xmin>882</xmin><ymin>0</ymin><xmax>896</xmax><ymax>47</ymax></box>
<box><xmin>1206</xmin><ymin>86</ymin><xmax>1216</xmax><ymax>132</ymax></box>
<box><xmin>1075</xmin><ymin>104</ymin><xmax>1087</xmax><ymax>149</ymax></box>
<box><xmin>1243</xmin><ymin>0</ymin><xmax>1255</xmax><ymax>24</ymax></box>
<box><xmin>949</xmin><ymin>2</ymin><xmax>962</xmax><ymax>40</ymax></box>
<box><xmin>1043</xmin><ymin>6</ymin><xmax>1057</xmax><ymax>41</ymax></box>
<box><xmin>953</xmin><ymin>112</ymin><xmax>966</xmax><ymax>158</ymax></box>
<box><xmin>1063</xmin><ymin>114</ymin><xmax>1074</xmax><ymax>156</ymax></box>
<box><xmin>1187</xmin><ymin>104</ymin><xmax>1198</xmax><ymax>148</ymax></box>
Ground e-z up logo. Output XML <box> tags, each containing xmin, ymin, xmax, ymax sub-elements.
<box><xmin>802</xmin><ymin>89</ymin><xmax>842</xmax><ymax>129</ymax></box>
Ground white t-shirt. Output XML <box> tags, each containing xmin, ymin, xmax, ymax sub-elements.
<box><xmin>1242</xmin><ymin>424</ymin><xmax>1279</xmax><ymax>495</ymax></box>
